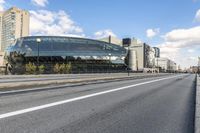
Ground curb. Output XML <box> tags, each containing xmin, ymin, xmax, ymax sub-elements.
<box><xmin>195</xmin><ymin>75</ymin><xmax>200</xmax><ymax>133</ymax></box>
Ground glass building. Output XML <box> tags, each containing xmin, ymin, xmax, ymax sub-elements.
<box><xmin>5</xmin><ymin>36</ymin><xmax>127</xmax><ymax>74</ymax></box>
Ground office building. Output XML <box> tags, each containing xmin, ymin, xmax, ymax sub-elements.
<box><xmin>0</xmin><ymin>7</ymin><xmax>29</xmax><ymax>52</ymax></box>
<box><xmin>127</xmin><ymin>38</ymin><xmax>156</xmax><ymax>71</ymax></box>
<box><xmin>5</xmin><ymin>36</ymin><xmax>127</xmax><ymax>74</ymax></box>
<box><xmin>99</xmin><ymin>36</ymin><xmax>122</xmax><ymax>46</ymax></box>
<box><xmin>189</xmin><ymin>66</ymin><xmax>199</xmax><ymax>73</ymax></box>
<box><xmin>153</xmin><ymin>47</ymin><xmax>160</xmax><ymax>58</ymax></box>
<box><xmin>155</xmin><ymin>57</ymin><xmax>177</xmax><ymax>72</ymax></box>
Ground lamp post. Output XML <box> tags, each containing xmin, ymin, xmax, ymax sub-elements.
<box><xmin>127</xmin><ymin>46</ymin><xmax>130</xmax><ymax>76</ymax></box>
<box><xmin>108</xmin><ymin>53</ymin><xmax>111</xmax><ymax>73</ymax></box>
<box><xmin>36</xmin><ymin>38</ymin><xmax>41</xmax><ymax>73</ymax></box>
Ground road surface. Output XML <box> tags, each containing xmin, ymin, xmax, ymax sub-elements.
<box><xmin>0</xmin><ymin>74</ymin><xmax>196</xmax><ymax>133</ymax></box>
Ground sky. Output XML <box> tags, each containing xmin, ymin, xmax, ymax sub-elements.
<box><xmin>1</xmin><ymin>0</ymin><xmax>200</xmax><ymax>68</ymax></box>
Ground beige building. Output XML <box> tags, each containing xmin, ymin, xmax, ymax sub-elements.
<box><xmin>0</xmin><ymin>12</ymin><xmax>3</xmax><ymax>51</ymax></box>
<box><xmin>0</xmin><ymin>7</ymin><xmax>29</xmax><ymax>52</ymax></box>
<box><xmin>155</xmin><ymin>57</ymin><xmax>177</xmax><ymax>72</ymax></box>
<box><xmin>128</xmin><ymin>38</ymin><xmax>156</xmax><ymax>71</ymax></box>
<box><xmin>0</xmin><ymin>51</ymin><xmax>4</xmax><ymax>66</ymax></box>
<box><xmin>99</xmin><ymin>36</ymin><xmax>122</xmax><ymax>46</ymax></box>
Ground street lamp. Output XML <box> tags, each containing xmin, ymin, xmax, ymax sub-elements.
<box><xmin>108</xmin><ymin>53</ymin><xmax>111</xmax><ymax>73</ymax></box>
<box><xmin>36</xmin><ymin>38</ymin><xmax>41</xmax><ymax>73</ymax></box>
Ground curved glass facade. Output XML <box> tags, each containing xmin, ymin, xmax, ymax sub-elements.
<box><xmin>6</xmin><ymin>36</ymin><xmax>127</xmax><ymax>64</ymax></box>
<box><xmin>5</xmin><ymin>36</ymin><xmax>128</xmax><ymax>74</ymax></box>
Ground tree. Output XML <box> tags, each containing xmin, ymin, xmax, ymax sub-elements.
<box><xmin>6</xmin><ymin>51</ymin><xmax>26</xmax><ymax>74</ymax></box>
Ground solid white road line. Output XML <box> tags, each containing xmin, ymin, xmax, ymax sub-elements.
<box><xmin>0</xmin><ymin>75</ymin><xmax>184</xmax><ymax>119</ymax></box>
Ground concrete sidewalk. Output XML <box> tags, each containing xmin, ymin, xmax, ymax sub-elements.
<box><xmin>0</xmin><ymin>73</ymin><xmax>166</xmax><ymax>80</ymax></box>
<box><xmin>0</xmin><ymin>73</ymin><xmax>171</xmax><ymax>91</ymax></box>
<box><xmin>195</xmin><ymin>75</ymin><xmax>200</xmax><ymax>133</ymax></box>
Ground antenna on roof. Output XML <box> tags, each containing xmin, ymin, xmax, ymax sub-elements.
<box><xmin>109</xmin><ymin>35</ymin><xmax>111</xmax><ymax>44</ymax></box>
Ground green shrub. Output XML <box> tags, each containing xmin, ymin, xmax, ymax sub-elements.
<box><xmin>59</xmin><ymin>63</ymin><xmax>65</xmax><ymax>74</ymax></box>
<box><xmin>53</xmin><ymin>63</ymin><xmax>72</xmax><ymax>74</ymax></box>
<box><xmin>39</xmin><ymin>64</ymin><xmax>45</xmax><ymax>74</ymax></box>
<box><xmin>25</xmin><ymin>62</ymin><xmax>36</xmax><ymax>74</ymax></box>
<box><xmin>53</xmin><ymin>63</ymin><xmax>60</xmax><ymax>73</ymax></box>
<box><xmin>65</xmin><ymin>62</ymin><xmax>72</xmax><ymax>74</ymax></box>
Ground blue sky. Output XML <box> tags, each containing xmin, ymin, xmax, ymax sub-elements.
<box><xmin>1</xmin><ymin>0</ymin><xmax>200</xmax><ymax>68</ymax></box>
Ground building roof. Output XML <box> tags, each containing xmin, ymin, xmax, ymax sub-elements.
<box><xmin>6</xmin><ymin>36</ymin><xmax>127</xmax><ymax>58</ymax></box>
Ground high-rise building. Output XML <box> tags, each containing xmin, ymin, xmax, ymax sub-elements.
<box><xmin>0</xmin><ymin>12</ymin><xmax>3</xmax><ymax>50</ymax></box>
<box><xmin>153</xmin><ymin>47</ymin><xmax>160</xmax><ymax>58</ymax></box>
<box><xmin>0</xmin><ymin>7</ymin><xmax>29</xmax><ymax>52</ymax></box>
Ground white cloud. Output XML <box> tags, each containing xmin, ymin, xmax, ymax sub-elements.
<box><xmin>188</xmin><ymin>49</ymin><xmax>195</xmax><ymax>53</ymax></box>
<box><xmin>195</xmin><ymin>9</ymin><xmax>200</xmax><ymax>22</ymax></box>
<box><xmin>31</xmin><ymin>0</ymin><xmax>48</xmax><ymax>7</ymax></box>
<box><xmin>94</xmin><ymin>29</ymin><xmax>117</xmax><ymax>39</ymax></box>
<box><xmin>30</xmin><ymin>10</ymin><xmax>84</xmax><ymax>37</ymax></box>
<box><xmin>146</xmin><ymin>28</ymin><xmax>160</xmax><ymax>38</ymax></box>
<box><xmin>0</xmin><ymin>0</ymin><xmax>5</xmax><ymax>11</ymax></box>
<box><xmin>193</xmin><ymin>0</ymin><xmax>200</xmax><ymax>3</ymax></box>
<box><xmin>157</xmin><ymin>26</ymin><xmax>200</xmax><ymax>68</ymax></box>
<box><xmin>162</xmin><ymin>26</ymin><xmax>200</xmax><ymax>48</ymax></box>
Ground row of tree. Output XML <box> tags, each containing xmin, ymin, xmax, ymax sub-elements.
<box><xmin>25</xmin><ymin>62</ymin><xmax>72</xmax><ymax>74</ymax></box>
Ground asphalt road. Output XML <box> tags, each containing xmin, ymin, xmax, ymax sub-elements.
<box><xmin>0</xmin><ymin>74</ymin><xmax>196</xmax><ymax>133</ymax></box>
